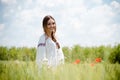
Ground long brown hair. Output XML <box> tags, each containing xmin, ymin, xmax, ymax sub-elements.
<box><xmin>42</xmin><ymin>15</ymin><xmax>60</xmax><ymax>49</ymax></box>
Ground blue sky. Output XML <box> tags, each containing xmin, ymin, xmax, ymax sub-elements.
<box><xmin>0</xmin><ymin>0</ymin><xmax>120</xmax><ymax>47</ymax></box>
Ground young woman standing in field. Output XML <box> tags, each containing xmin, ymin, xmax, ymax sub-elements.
<box><xmin>36</xmin><ymin>15</ymin><xmax>64</xmax><ymax>68</ymax></box>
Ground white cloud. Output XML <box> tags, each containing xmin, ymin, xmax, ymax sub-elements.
<box><xmin>111</xmin><ymin>1</ymin><xmax>120</xmax><ymax>9</ymax></box>
<box><xmin>92</xmin><ymin>0</ymin><xmax>103</xmax><ymax>4</ymax></box>
<box><xmin>57</xmin><ymin>0</ymin><xmax>119</xmax><ymax>47</ymax></box>
<box><xmin>1</xmin><ymin>0</ymin><xmax>120</xmax><ymax>47</ymax></box>
<box><xmin>26</xmin><ymin>0</ymin><xmax>33</xmax><ymax>5</ymax></box>
<box><xmin>19</xmin><ymin>10</ymin><xmax>34</xmax><ymax>23</ymax></box>
<box><xmin>1</xmin><ymin>0</ymin><xmax>16</xmax><ymax>5</ymax></box>
<box><xmin>110</xmin><ymin>1</ymin><xmax>120</xmax><ymax>14</ymax></box>
<box><xmin>17</xmin><ymin>6</ymin><xmax>22</xmax><ymax>11</ymax></box>
<box><xmin>0</xmin><ymin>24</ymin><xmax>5</xmax><ymax>31</ymax></box>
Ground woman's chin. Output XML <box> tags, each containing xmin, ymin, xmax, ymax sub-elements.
<box><xmin>50</xmin><ymin>30</ymin><xmax>54</xmax><ymax>33</ymax></box>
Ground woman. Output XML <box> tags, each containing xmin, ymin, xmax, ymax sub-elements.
<box><xmin>36</xmin><ymin>15</ymin><xmax>64</xmax><ymax>68</ymax></box>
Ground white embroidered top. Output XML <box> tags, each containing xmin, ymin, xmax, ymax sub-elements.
<box><xmin>36</xmin><ymin>34</ymin><xmax>64</xmax><ymax>67</ymax></box>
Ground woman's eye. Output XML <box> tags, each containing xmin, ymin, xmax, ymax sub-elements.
<box><xmin>47</xmin><ymin>22</ymin><xmax>55</xmax><ymax>25</ymax></box>
<box><xmin>52</xmin><ymin>22</ymin><xmax>55</xmax><ymax>25</ymax></box>
<box><xmin>47</xmin><ymin>23</ymin><xmax>51</xmax><ymax>25</ymax></box>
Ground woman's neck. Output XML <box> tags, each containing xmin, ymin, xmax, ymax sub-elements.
<box><xmin>45</xmin><ymin>32</ymin><xmax>52</xmax><ymax>38</ymax></box>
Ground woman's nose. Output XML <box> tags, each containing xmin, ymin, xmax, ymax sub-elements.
<box><xmin>51</xmin><ymin>24</ymin><xmax>54</xmax><ymax>28</ymax></box>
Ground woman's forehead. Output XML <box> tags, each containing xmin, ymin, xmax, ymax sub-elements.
<box><xmin>47</xmin><ymin>18</ymin><xmax>55</xmax><ymax>23</ymax></box>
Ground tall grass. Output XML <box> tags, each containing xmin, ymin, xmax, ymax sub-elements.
<box><xmin>0</xmin><ymin>61</ymin><xmax>120</xmax><ymax>80</ymax></box>
<box><xmin>1</xmin><ymin>44</ymin><xmax>120</xmax><ymax>63</ymax></box>
<box><xmin>0</xmin><ymin>44</ymin><xmax>120</xmax><ymax>80</ymax></box>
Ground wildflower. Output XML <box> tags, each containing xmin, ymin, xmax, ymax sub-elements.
<box><xmin>73</xmin><ymin>59</ymin><xmax>80</xmax><ymax>64</ymax></box>
<box><xmin>95</xmin><ymin>58</ymin><xmax>102</xmax><ymax>63</ymax></box>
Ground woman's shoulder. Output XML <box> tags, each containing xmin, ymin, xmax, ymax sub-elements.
<box><xmin>38</xmin><ymin>34</ymin><xmax>45</xmax><ymax>43</ymax></box>
<box><xmin>39</xmin><ymin>34</ymin><xmax>45</xmax><ymax>38</ymax></box>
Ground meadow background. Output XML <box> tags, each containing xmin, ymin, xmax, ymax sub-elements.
<box><xmin>0</xmin><ymin>44</ymin><xmax>120</xmax><ymax>80</ymax></box>
<box><xmin>0</xmin><ymin>0</ymin><xmax>120</xmax><ymax>80</ymax></box>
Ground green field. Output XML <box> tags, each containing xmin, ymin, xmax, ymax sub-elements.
<box><xmin>0</xmin><ymin>44</ymin><xmax>120</xmax><ymax>80</ymax></box>
<box><xmin>0</xmin><ymin>61</ymin><xmax>120</xmax><ymax>80</ymax></box>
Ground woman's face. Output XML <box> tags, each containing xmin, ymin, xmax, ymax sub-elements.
<box><xmin>46</xmin><ymin>18</ymin><xmax>56</xmax><ymax>34</ymax></box>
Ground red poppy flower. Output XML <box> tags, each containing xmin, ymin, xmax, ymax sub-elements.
<box><xmin>95</xmin><ymin>58</ymin><xmax>102</xmax><ymax>63</ymax></box>
<box><xmin>73</xmin><ymin>59</ymin><xmax>80</xmax><ymax>64</ymax></box>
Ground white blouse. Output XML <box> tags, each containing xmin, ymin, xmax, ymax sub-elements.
<box><xmin>36</xmin><ymin>34</ymin><xmax>64</xmax><ymax>67</ymax></box>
